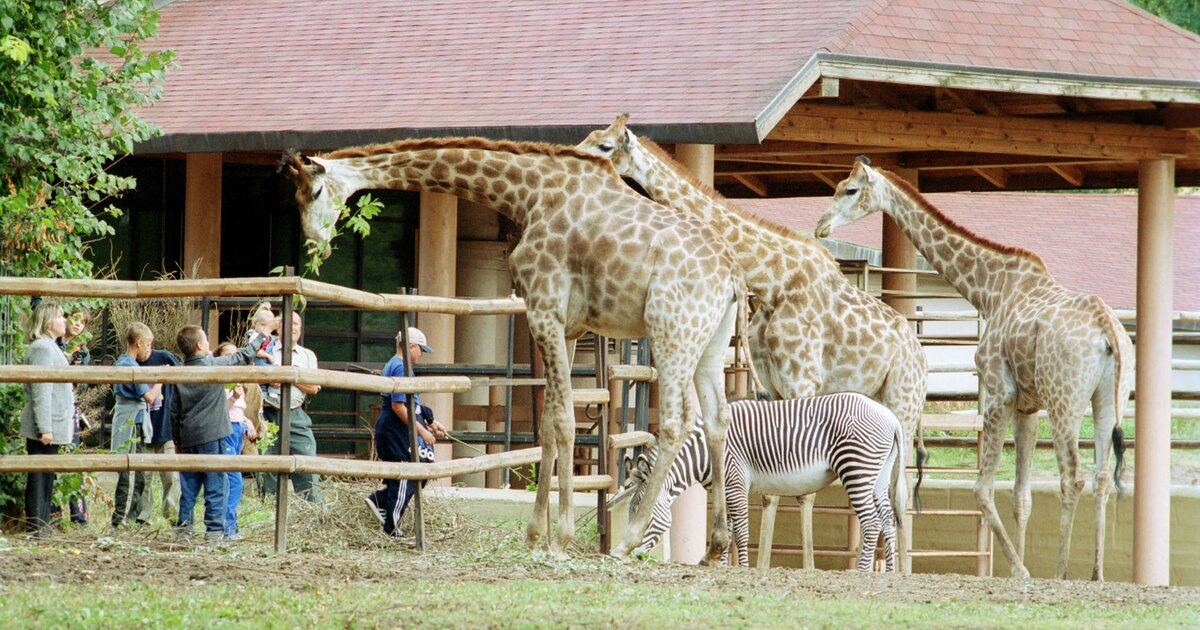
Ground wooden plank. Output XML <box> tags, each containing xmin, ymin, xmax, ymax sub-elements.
<box><xmin>608</xmin><ymin>431</ymin><xmax>655</xmax><ymax>450</ymax></box>
<box><xmin>769</xmin><ymin>103</ymin><xmax>1190</xmax><ymax>160</ymax></box>
<box><xmin>549</xmin><ymin>474</ymin><xmax>616</xmax><ymax>492</ymax></box>
<box><xmin>608</xmin><ymin>364</ymin><xmax>656</xmax><ymax>383</ymax></box>
<box><xmin>972</xmin><ymin>167</ymin><xmax>1009</xmax><ymax>188</ymax></box>
<box><xmin>922</xmin><ymin>413</ymin><xmax>984</xmax><ymax>432</ymax></box>
<box><xmin>1049</xmin><ymin>164</ymin><xmax>1086</xmax><ymax>186</ymax></box>
<box><xmin>573</xmin><ymin>388</ymin><xmax>610</xmax><ymax>405</ymax></box>
<box><xmin>733</xmin><ymin>173</ymin><xmax>769</xmax><ymax>197</ymax></box>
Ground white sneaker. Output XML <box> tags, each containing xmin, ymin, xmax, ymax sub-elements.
<box><xmin>364</xmin><ymin>495</ymin><xmax>385</xmax><ymax>526</ymax></box>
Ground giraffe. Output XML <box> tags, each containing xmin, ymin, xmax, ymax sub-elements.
<box><xmin>282</xmin><ymin>137</ymin><xmax>743</xmax><ymax>561</ymax></box>
<box><xmin>814</xmin><ymin>157</ymin><xmax>1132</xmax><ymax>581</ymax></box>
<box><xmin>578</xmin><ymin>116</ymin><xmax>927</xmax><ymax>571</ymax></box>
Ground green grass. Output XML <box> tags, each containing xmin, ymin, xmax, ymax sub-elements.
<box><xmin>1</xmin><ymin>579</ymin><xmax>1196</xmax><ymax>629</ymax></box>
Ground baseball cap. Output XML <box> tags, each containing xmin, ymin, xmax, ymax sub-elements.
<box><xmin>398</xmin><ymin>327</ymin><xmax>433</xmax><ymax>354</ymax></box>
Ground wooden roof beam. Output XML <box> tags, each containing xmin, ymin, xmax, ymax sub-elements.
<box><xmin>972</xmin><ymin>167</ymin><xmax>1009</xmax><ymax>188</ymax></box>
<box><xmin>732</xmin><ymin>174</ymin><xmax>770</xmax><ymax>197</ymax></box>
<box><xmin>898</xmin><ymin>151</ymin><xmax>1109</xmax><ymax>170</ymax></box>
<box><xmin>769</xmin><ymin>104</ymin><xmax>1191</xmax><ymax>160</ymax></box>
<box><xmin>716</xmin><ymin>141</ymin><xmax>896</xmax><ymax>157</ymax></box>
<box><xmin>812</xmin><ymin>171</ymin><xmax>840</xmax><ymax>191</ymax></box>
<box><xmin>1048</xmin><ymin>164</ymin><xmax>1085</xmax><ymax>186</ymax></box>
<box><xmin>941</xmin><ymin>88</ymin><xmax>1006</xmax><ymax>116</ymax></box>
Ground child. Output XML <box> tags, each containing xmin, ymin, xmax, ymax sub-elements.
<box><xmin>215</xmin><ymin>342</ymin><xmax>258</xmax><ymax>540</ymax></box>
<box><xmin>170</xmin><ymin>326</ymin><xmax>257</xmax><ymax>543</ymax></box>
<box><xmin>110</xmin><ymin>322</ymin><xmax>162</xmax><ymax>529</ymax></box>
<box><xmin>248</xmin><ymin>307</ymin><xmax>277</xmax><ymax>391</ymax></box>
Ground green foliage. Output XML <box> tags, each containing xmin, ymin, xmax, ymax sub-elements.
<box><xmin>1128</xmin><ymin>0</ymin><xmax>1200</xmax><ymax>33</ymax></box>
<box><xmin>0</xmin><ymin>384</ymin><xmax>27</xmax><ymax>513</ymax></box>
<box><xmin>301</xmin><ymin>194</ymin><xmax>384</xmax><ymax>276</ymax></box>
<box><xmin>0</xmin><ymin>0</ymin><xmax>174</xmax><ymax>281</ymax></box>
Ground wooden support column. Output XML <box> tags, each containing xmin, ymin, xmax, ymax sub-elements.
<box><xmin>418</xmin><ymin>191</ymin><xmax>458</xmax><ymax>478</ymax></box>
<box><xmin>1134</xmin><ymin>158</ymin><xmax>1174</xmax><ymax>586</ymax></box>
<box><xmin>882</xmin><ymin>168</ymin><xmax>918</xmax><ymax>318</ymax></box>
<box><xmin>668</xmin><ymin>143</ymin><xmax>714</xmax><ymax>565</ymax></box>
<box><xmin>183</xmin><ymin>153</ymin><xmax>223</xmax><ymax>278</ymax></box>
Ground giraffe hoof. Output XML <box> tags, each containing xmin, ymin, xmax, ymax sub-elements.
<box><xmin>610</xmin><ymin>543</ymin><xmax>632</xmax><ymax>560</ymax></box>
<box><xmin>1012</xmin><ymin>565</ymin><xmax>1031</xmax><ymax>580</ymax></box>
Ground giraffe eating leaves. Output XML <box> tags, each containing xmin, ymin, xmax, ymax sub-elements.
<box><xmin>815</xmin><ymin>157</ymin><xmax>1132</xmax><ymax>581</ymax></box>
<box><xmin>282</xmin><ymin>137</ymin><xmax>744</xmax><ymax>562</ymax></box>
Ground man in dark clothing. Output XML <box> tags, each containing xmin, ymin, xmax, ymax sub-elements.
<box><xmin>170</xmin><ymin>325</ymin><xmax>257</xmax><ymax>542</ymax></box>
<box><xmin>134</xmin><ymin>348</ymin><xmax>182</xmax><ymax>523</ymax></box>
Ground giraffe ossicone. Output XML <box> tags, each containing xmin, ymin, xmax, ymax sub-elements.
<box><xmin>282</xmin><ymin>137</ymin><xmax>744</xmax><ymax>562</ymax></box>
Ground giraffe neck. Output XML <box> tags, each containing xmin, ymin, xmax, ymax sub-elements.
<box><xmin>878</xmin><ymin>173</ymin><xmax>1049</xmax><ymax>317</ymax></box>
<box><xmin>328</xmin><ymin>146</ymin><xmax>586</xmax><ymax>228</ymax></box>
<box><xmin>629</xmin><ymin>142</ymin><xmax>829</xmax><ymax>305</ymax></box>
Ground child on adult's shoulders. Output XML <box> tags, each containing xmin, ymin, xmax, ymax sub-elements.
<box><xmin>215</xmin><ymin>341</ymin><xmax>258</xmax><ymax>541</ymax></box>
<box><xmin>170</xmin><ymin>326</ymin><xmax>258</xmax><ymax>543</ymax></box>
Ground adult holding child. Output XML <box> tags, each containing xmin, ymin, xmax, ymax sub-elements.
<box><xmin>19</xmin><ymin>301</ymin><xmax>75</xmax><ymax>538</ymax></box>
<box><xmin>260</xmin><ymin>311</ymin><xmax>324</xmax><ymax>502</ymax></box>
<box><xmin>110</xmin><ymin>322</ymin><xmax>162</xmax><ymax>529</ymax></box>
<box><xmin>135</xmin><ymin>343</ymin><xmax>183</xmax><ymax>524</ymax></box>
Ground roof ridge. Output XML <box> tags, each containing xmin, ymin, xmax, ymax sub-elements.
<box><xmin>1101</xmin><ymin>0</ymin><xmax>1200</xmax><ymax>44</ymax></box>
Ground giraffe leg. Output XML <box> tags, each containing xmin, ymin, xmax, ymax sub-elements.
<box><xmin>522</xmin><ymin>314</ymin><xmax>574</xmax><ymax>553</ymax></box>
<box><xmin>1050</xmin><ymin>404</ymin><xmax>1086</xmax><ymax>580</ymax></box>
<box><xmin>697</xmin><ymin>298</ymin><xmax>738</xmax><ymax>566</ymax></box>
<box><xmin>881</xmin><ymin>369</ymin><xmax>923</xmax><ymax>575</ymax></box>
<box><xmin>975</xmin><ymin>400</ymin><xmax>1029</xmax><ymax>578</ymax></box>
<box><xmin>1090</xmin><ymin>386</ymin><xmax>1119</xmax><ymax>582</ymax></box>
<box><xmin>612</xmin><ymin>365</ymin><xmax>695</xmax><ymax>559</ymax></box>
<box><xmin>1011</xmin><ymin>411</ymin><xmax>1038</xmax><ymax>562</ymax></box>
<box><xmin>756</xmin><ymin>494</ymin><xmax>780</xmax><ymax>570</ymax></box>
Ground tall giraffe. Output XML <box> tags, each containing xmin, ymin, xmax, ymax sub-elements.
<box><xmin>815</xmin><ymin>158</ymin><xmax>1132</xmax><ymax>580</ymax></box>
<box><xmin>283</xmin><ymin>138</ymin><xmax>743</xmax><ymax>561</ymax></box>
<box><xmin>579</xmin><ymin>116</ymin><xmax>927</xmax><ymax>571</ymax></box>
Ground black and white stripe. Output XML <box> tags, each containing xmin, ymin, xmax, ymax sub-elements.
<box><xmin>622</xmin><ymin>392</ymin><xmax>906</xmax><ymax>571</ymax></box>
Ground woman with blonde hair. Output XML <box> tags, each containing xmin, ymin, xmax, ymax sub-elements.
<box><xmin>19</xmin><ymin>300</ymin><xmax>75</xmax><ymax>537</ymax></box>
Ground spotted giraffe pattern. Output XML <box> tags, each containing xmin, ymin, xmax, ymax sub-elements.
<box><xmin>283</xmin><ymin>138</ymin><xmax>743</xmax><ymax>561</ymax></box>
<box><xmin>578</xmin><ymin>117</ymin><xmax>927</xmax><ymax>571</ymax></box>
<box><xmin>815</xmin><ymin>159</ymin><xmax>1133</xmax><ymax>581</ymax></box>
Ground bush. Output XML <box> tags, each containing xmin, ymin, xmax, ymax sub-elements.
<box><xmin>0</xmin><ymin>383</ymin><xmax>27</xmax><ymax>520</ymax></box>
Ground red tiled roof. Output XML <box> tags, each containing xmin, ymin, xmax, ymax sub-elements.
<box><xmin>139</xmin><ymin>0</ymin><xmax>1200</xmax><ymax>151</ymax></box>
<box><xmin>735</xmin><ymin>193</ymin><xmax>1200</xmax><ymax>311</ymax></box>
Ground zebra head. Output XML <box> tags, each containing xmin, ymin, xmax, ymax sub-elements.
<box><xmin>609</xmin><ymin>427</ymin><xmax>710</xmax><ymax>554</ymax></box>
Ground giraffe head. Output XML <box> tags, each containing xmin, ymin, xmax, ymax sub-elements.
<box><xmin>576</xmin><ymin>114</ymin><xmax>639</xmax><ymax>175</ymax></box>
<box><xmin>814</xmin><ymin>156</ymin><xmax>886</xmax><ymax>239</ymax></box>
<box><xmin>281</xmin><ymin>151</ymin><xmax>361</xmax><ymax>258</ymax></box>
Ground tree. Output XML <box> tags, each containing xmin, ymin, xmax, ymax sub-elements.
<box><xmin>1128</xmin><ymin>0</ymin><xmax>1200</xmax><ymax>34</ymax></box>
<box><xmin>0</xmin><ymin>0</ymin><xmax>174</xmax><ymax>281</ymax></box>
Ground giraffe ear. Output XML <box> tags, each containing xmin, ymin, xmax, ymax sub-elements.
<box><xmin>306</xmin><ymin>156</ymin><xmax>329</xmax><ymax>175</ymax></box>
<box><xmin>614</xmin><ymin>113</ymin><xmax>630</xmax><ymax>128</ymax></box>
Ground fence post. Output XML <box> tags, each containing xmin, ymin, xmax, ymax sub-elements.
<box><xmin>502</xmin><ymin>313</ymin><xmax>515</xmax><ymax>488</ymax></box>
<box><xmin>273</xmin><ymin>268</ymin><xmax>295</xmax><ymax>554</ymax></box>
<box><xmin>594</xmin><ymin>333</ymin><xmax>610</xmax><ymax>554</ymax></box>
<box><xmin>400</xmin><ymin>291</ymin><xmax>425</xmax><ymax>551</ymax></box>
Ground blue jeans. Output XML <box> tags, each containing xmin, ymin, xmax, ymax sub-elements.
<box><xmin>176</xmin><ymin>438</ymin><xmax>228</xmax><ymax>535</ymax></box>
<box><xmin>221</xmin><ymin>424</ymin><xmax>245</xmax><ymax>535</ymax></box>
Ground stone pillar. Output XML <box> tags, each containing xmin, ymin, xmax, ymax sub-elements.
<box><xmin>455</xmin><ymin>240</ymin><xmax>511</xmax><ymax>487</ymax></box>
<box><xmin>1134</xmin><ymin>158</ymin><xmax>1174</xmax><ymax>586</ymax></box>
<box><xmin>882</xmin><ymin>168</ymin><xmax>918</xmax><ymax>318</ymax></box>
<box><xmin>417</xmin><ymin>191</ymin><xmax>458</xmax><ymax>476</ymax></box>
<box><xmin>183</xmin><ymin>153</ymin><xmax>222</xmax><ymax>279</ymax></box>
<box><xmin>668</xmin><ymin>143</ymin><xmax>714</xmax><ymax>565</ymax></box>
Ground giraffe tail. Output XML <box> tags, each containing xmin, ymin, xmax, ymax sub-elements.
<box><xmin>1092</xmin><ymin>295</ymin><xmax>1129</xmax><ymax>497</ymax></box>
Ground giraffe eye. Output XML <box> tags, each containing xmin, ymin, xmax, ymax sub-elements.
<box><xmin>312</xmin><ymin>185</ymin><xmax>324</xmax><ymax>199</ymax></box>
<box><xmin>844</xmin><ymin>187</ymin><xmax>859</xmax><ymax>196</ymax></box>
<box><xmin>598</xmin><ymin>142</ymin><xmax>614</xmax><ymax>153</ymax></box>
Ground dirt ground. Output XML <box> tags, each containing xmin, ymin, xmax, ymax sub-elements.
<box><xmin>2</xmin><ymin>537</ymin><xmax>1198</xmax><ymax>610</ymax></box>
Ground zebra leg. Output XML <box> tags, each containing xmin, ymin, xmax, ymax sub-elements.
<box><xmin>875</xmin><ymin>474</ymin><xmax>898</xmax><ymax>573</ymax></box>
<box><xmin>853</xmin><ymin>499</ymin><xmax>882</xmax><ymax>572</ymax></box>
<box><xmin>798</xmin><ymin>493</ymin><xmax>815</xmax><ymax>570</ymax></box>
<box><xmin>756</xmin><ymin>494</ymin><xmax>780</xmax><ymax>570</ymax></box>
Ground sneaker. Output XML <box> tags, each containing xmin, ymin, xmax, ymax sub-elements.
<box><xmin>224</xmin><ymin>533</ymin><xmax>243</xmax><ymax>543</ymax></box>
<box><xmin>203</xmin><ymin>531</ymin><xmax>225</xmax><ymax>545</ymax></box>
<box><xmin>364</xmin><ymin>495</ymin><xmax>385</xmax><ymax>526</ymax></box>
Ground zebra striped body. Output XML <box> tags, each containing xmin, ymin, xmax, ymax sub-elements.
<box><xmin>624</xmin><ymin>393</ymin><xmax>906</xmax><ymax>571</ymax></box>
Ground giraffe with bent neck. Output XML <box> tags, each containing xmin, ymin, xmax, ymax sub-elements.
<box><xmin>815</xmin><ymin>158</ymin><xmax>1132</xmax><ymax>581</ymax></box>
<box><xmin>283</xmin><ymin>138</ymin><xmax>743</xmax><ymax>561</ymax></box>
<box><xmin>579</xmin><ymin>116</ymin><xmax>928</xmax><ymax>571</ymax></box>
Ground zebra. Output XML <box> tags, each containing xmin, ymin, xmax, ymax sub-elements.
<box><xmin>610</xmin><ymin>393</ymin><xmax>907</xmax><ymax>571</ymax></box>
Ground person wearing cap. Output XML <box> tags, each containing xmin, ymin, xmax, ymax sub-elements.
<box><xmin>260</xmin><ymin>311</ymin><xmax>324</xmax><ymax>502</ymax></box>
<box><xmin>365</xmin><ymin>326</ymin><xmax>448</xmax><ymax>537</ymax></box>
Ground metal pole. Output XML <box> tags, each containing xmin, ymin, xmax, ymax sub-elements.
<box><xmin>594</xmin><ymin>333</ymin><xmax>610</xmax><ymax>554</ymax></box>
<box><xmin>400</xmin><ymin>292</ymin><xmax>425</xmax><ymax>551</ymax></box>
<box><xmin>1134</xmin><ymin>158</ymin><xmax>1174</xmax><ymax>586</ymax></box>
<box><xmin>502</xmin><ymin>313</ymin><xmax>515</xmax><ymax>488</ymax></box>
<box><xmin>618</xmin><ymin>339</ymin><xmax>632</xmax><ymax>487</ymax></box>
<box><xmin>273</xmin><ymin>267</ymin><xmax>295</xmax><ymax>555</ymax></box>
<box><xmin>199</xmin><ymin>295</ymin><xmax>212</xmax><ymax>333</ymax></box>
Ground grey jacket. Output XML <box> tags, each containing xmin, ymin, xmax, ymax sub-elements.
<box><xmin>20</xmin><ymin>336</ymin><xmax>75</xmax><ymax>444</ymax></box>
<box><xmin>170</xmin><ymin>345</ymin><xmax>256</xmax><ymax>448</ymax></box>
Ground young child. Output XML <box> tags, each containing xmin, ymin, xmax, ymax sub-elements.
<box><xmin>170</xmin><ymin>326</ymin><xmax>257</xmax><ymax>543</ymax></box>
<box><xmin>248</xmin><ymin>307</ymin><xmax>277</xmax><ymax>391</ymax></box>
<box><xmin>110</xmin><ymin>322</ymin><xmax>162</xmax><ymax>529</ymax></box>
<box><xmin>215</xmin><ymin>342</ymin><xmax>258</xmax><ymax>540</ymax></box>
